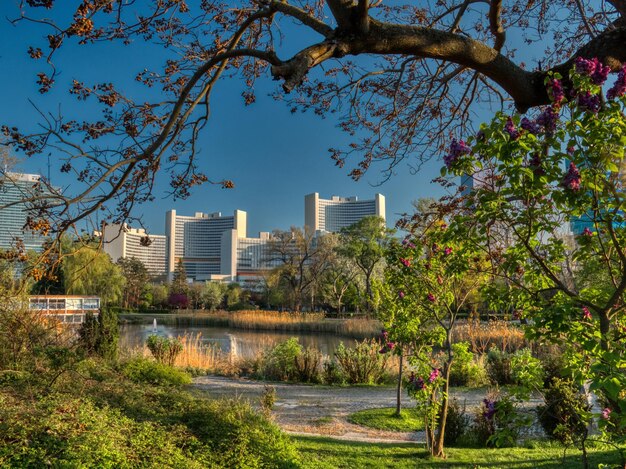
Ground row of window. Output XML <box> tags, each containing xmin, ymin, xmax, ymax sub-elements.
<box><xmin>29</xmin><ymin>298</ymin><xmax>100</xmax><ymax>311</ymax></box>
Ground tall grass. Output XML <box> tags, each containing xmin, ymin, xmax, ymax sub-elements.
<box><xmin>453</xmin><ymin>318</ymin><xmax>528</xmax><ymax>354</ymax></box>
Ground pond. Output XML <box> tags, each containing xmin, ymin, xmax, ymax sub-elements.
<box><xmin>119</xmin><ymin>321</ymin><xmax>358</xmax><ymax>360</ymax></box>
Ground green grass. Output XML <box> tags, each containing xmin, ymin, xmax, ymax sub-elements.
<box><xmin>293</xmin><ymin>436</ymin><xmax>626</xmax><ymax>468</ymax></box>
<box><xmin>348</xmin><ymin>407</ymin><xmax>425</xmax><ymax>432</ymax></box>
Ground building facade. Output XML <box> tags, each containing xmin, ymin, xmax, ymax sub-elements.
<box><xmin>102</xmin><ymin>223</ymin><xmax>168</xmax><ymax>277</ymax></box>
<box><xmin>28</xmin><ymin>295</ymin><xmax>100</xmax><ymax>324</ymax></box>
<box><xmin>166</xmin><ymin>210</ymin><xmax>247</xmax><ymax>281</ymax></box>
<box><xmin>304</xmin><ymin>193</ymin><xmax>385</xmax><ymax>233</ymax></box>
<box><xmin>0</xmin><ymin>172</ymin><xmax>50</xmax><ymax>251</ymax></box>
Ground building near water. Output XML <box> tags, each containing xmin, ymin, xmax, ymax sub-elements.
<box><xmin>304</xmin><ymin>193</ymin><xmax>385</xmax><ymax>233</ymax></box>
<box><xmin>102</xmin><ymin>223</ymin><xmax>168</xmax><ymax>277</ymax></box>
<box><xmin>28</xmin><ymin>295</ymin><xmax>100</xmax><ymax>324</ymax></box>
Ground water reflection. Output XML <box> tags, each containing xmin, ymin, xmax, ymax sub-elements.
<box><xmin>119</xmin><ymin>323</ymin><xmax>356</xmax><ymax>360</ymax></box>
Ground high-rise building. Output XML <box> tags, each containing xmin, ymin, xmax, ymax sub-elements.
<box><xmin>102</xmin><ymin>223</ymin><xmax>168</xmax><ymax>277</ymax></box>
<box><xmin>304</xmin><ymin>193</ymin><xmax>385</xmax><ymax>233</ymax></box>
<box><xmin>0</xmin><ymin>172</ymin><xmax>51</xmax><ymax>252</ymax></box>
<box><xmin>166</xmin><ymin>209</ymin><xmax>246</xmax><ymax>281</ymax></box>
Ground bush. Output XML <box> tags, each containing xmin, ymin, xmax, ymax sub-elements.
<box><xmin>444</xmin><ymin>398</ymin><xmax>471</xmax><ymax>446</ymax></box>
<box><xmin>510</xmin><ymin>348</ymin><xmax>544</xmax><ymax>391</ymax></box>
<box><xmin>334</xmin><ymin>339</ymin><xmax>388</xmax><ymax>385</ymax></box>
<box><xmin>78</xmin><ymin>309</ymin><xmax>119</xmax><ymax>360</ymax></box>
<box><xmin>146</xmin><ymin>335</ymin><xmax>184</xmax><ymax>366</ymax></box>
<box><xmin>472</xmin><ymin>390</ymin><xmax>533</xmax><ymax>447</ymax></box>
<box><xmin>486</xmin><ymin>348</ymin><xmax>513</xmax><ymax>386</ymax></box>
<box><xmin>261</xmin><ymin>337</ymin><xmax>302</xmax><ymax>381</ymax></box>
<box><xmin>448</xmin><ymin>342</ymin><xmax>489</xmax><ymax>387</ymax></box>
<box><xmin>322</xmin><ymin>359</ymin><xmax>346</xmax><ymax>385</ymax></box>
<box><xmin>537</xmin><ymin>378</ymin><xmax>590</xmax><ymax>444</ymax></box>
<box><xmin>294</xmin><ymin>346</ymin><xmax>322</xmax><ymax>383</ymax></box>
<box><xmin>123</xmin><ymin>358</ymin><xmax>192</xmax><ymax>386</ymax></box>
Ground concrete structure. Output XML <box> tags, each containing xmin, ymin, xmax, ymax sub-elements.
<box><xmin>0</xmin><ymin>172</ymin><xmax>51</xmax><ymax>251</ymax></box>
<box><xmin>221</xmin><ymin>230</ymin><xmax>283</xmax><ymax>290</ymax></box>
<box><xmin>28</xmin><ymin>295</ymin><xmax>100</xmax><ymax>324</ymax></box>
<box><xmin>304</xmin><ymin>193</ymin><xmax>385</xmax><ymax>233</ymax></box>
<box><xmin>102</xmin><ymin>223</ymin><xmax>168</xmax><ymax>277</ymax></box>
<box><xmin>166</xmin><ymin>209</ymin><xmax>247</xmax><ymax>281</ymax></box>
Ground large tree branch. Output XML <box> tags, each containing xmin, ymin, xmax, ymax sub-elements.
<box><xmin>270</xmin><ymin>19</ymin><xmax>626</xmax><ymax>112</ymax></box>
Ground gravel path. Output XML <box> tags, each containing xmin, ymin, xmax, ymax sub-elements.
<box><xmin>193</xmin><ymin>376</ymin><xmax>543</xmax><ymax>444</ymax></box>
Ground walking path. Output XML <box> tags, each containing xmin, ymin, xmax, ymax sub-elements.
<box><xmin>193</xmin><ymin>376</ymin><xmax>542</xmax><ymax>444</ymax></box>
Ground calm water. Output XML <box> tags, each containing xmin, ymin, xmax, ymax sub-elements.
<box><xmin>119</xmin><ymin>322</ymin><xmax>357</xmax><ymax>360</ymax></box>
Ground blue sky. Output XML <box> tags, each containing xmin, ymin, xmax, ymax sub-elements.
<box><xmin>0</xmin><ymin>3</ymin><xmax>458</xmax><ymax>236</ymax></box>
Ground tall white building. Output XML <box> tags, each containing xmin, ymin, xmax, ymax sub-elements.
<box><xmin>0</xmin><ymin>172</ymin><xmax>51</xmax><ymax>252</ymax></box>
<box><xmin>102</xmin><ymin>223</ymin><xmax>168</xmax><ymax>278</ymax></box>
<box><xmin>166</xmin><ymin>210</ymin><xmax>247</xmax><ymax>281</ymax></box>
<box><xmin>304</xmin><ymin>193</ymin><xmax>385</xmax><ymax>233</ymax></box>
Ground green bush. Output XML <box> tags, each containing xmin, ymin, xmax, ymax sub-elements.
<box><xmin>510</xmin><ymin>348</ymin><xmax>544</xmax><ymax>391</ymax></box>
<box><xmin>449</xmin><ymin>342</ymin><xmax>489</xmax><ymax>387</ymax></box>
<box><xmin>322</xmin><ymin>359</ymin><xmax>346</xmax><ymax>385</ymax></box>
<box><xmin>122</xmin><ymin>358</ymin><xmax>192</xmax><ymax>386</ymax></box>
<box><xmin>78</xmin><ymin>309</ymin><xmax>120</xmax><ymax>361</ymax></box>
<box><xmin>260</xmin><ymin>337</ymin><xmax>302</xmax><ymax>381</ymax></box>
<box><xmin>444</xmin><ymin>398</ymin><xmax>471</xmax><ymax>446</ymax></box>
<box><xmin>146</xmin><ymin>335</ymin><xmax>183</xmax><ymax>366</ymax></box>
<box><xmin>334</xmin><ymin>339</ymin><xmax>388</xmax><ymax>385</ymax></box>
<box><xmin>472</xmin><ymin>391</ymin><xmax>533</xmax><ymax>448</ymax></box>
<box><xmin>537</xmin><ymin>378</ymin><xmax>590</xmax><ymax>444</ymax></box>
<box><xmin>486</xmin><ymin>348</ymin><xmax>513</xmax><ymax>386</ymax></box>
<box><xmin>294</xmin><ymin>346</ymin><xmax>322</xmax><ymax>383</ymax></box>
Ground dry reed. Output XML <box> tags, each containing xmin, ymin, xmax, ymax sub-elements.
<box><xmin>453</xmin><ymin>318</ymin><xmax>528</xmax><ymax>354</ymax></box>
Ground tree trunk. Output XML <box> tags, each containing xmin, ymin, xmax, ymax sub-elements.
<box><xmin>395</xmin><ymin>352</ymin><xmax>404</xmax><ymax>416</ymax></box>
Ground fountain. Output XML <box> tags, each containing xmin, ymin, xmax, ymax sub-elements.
<box><xmin>152</xmin><ymin>318</ymin><xmax>157</xmax><ymax>333</ymax></box>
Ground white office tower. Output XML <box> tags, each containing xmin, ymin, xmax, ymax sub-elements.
<box><xmin>102</xmin><ymin>223</ymin><xmax>168</xmax><ymax>278</ymax></box>
<box><xmin>304</xmin><ymin>193</ymin><xmax>386</xmax><ymax>233</ymax></box>
<box><xmin>166</xmin><ymin>209</ymin><xmax>247</xmax><ymax>281</ymax></box>
<box><xmin>0</xmin><ymin>172</ymin><xmax>51</xmax><ymax>252</ymax></box>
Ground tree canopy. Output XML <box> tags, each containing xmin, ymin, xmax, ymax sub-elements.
<box><xmin>2</xmin><ymin>1</ymin><xmax>626</xmax><ymax>242</ymax></box>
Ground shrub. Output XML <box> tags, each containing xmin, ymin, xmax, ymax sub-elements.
<box><xmin>510</xmin><ymin>348</ymin><xmax>544</xmax><ymax>391</ymax></box>
<box><xmin>537</xmin><ymin>378</ymin><xmax>590</xmax><ymax>444</ymax></box>
<box><xmin>472</xmin><ymin>390</ymin><xmax>533</xmax><ymax>447</ymax></box>
<box><xmin>294</xmin><ymin>346</ymin><xmax>322</xmax><ymax>383</ymax></box>
<box><xmin>486</xmin><ymin>348</ymin><xmax>513</xmax><ymax>386</ymax></box>
<box><xmin>448</xmin><ymin>342</ymin><xmax>489</xmax><ymax>387</ymax></box>
<box><xmin>444</xmin><ymin>398</ymin><xmax>471</xmax><ymax>446</ymax></box>
<box><xmin>322</xmin><ymin>359</ymin><xmax>346</xmax><ymax>385</ymax></box>
<box><xmin>78</xmin><ymin>309</ymin><xmax>119</xmax><ymax>360</ymax></box>
<box><xmin>260</xmin><ymin>385</ymin><xmax>276</xmax><ymax>417</ymax></box>
<box><xmin>123</xmin><ymin>358</ymin><xmax>192</xmax><ymax>386</ymax></box>
<box><xmin>146</xmin><ymin>335</ymin><xmax>184</xmax><ymax>366</ymax></box>
<box><xmin>261</xmin><ymin>337</ymin><xmax>302</xmax><ymax>381</ymax></box>
<box><xmin>334</xmin><ymin>339</ymin><xmax>388</xmax><ymax>385</ymax></box>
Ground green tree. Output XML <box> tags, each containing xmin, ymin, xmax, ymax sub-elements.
<box><xmin>117</xmin><ymin>257</ymin><xmax>149</xmax><ymax>310</ymax></box>
<box><xmin>170</xmin><ymin>259</ymin><xmax>188</xmax><ymax>295</ymax></box>
<box><xmin>443</xmin><ymin>64</ymin><xmax>626</xmax><ymax>438</ymax></box>
<box><xmin>337</xmin><ymin>216</ymin><xmax>394</xmax><ymax>314</ymax></box>
<box><xmin>77</xmin><ymin>308</ymin><xmax>119</xmax><ymax>361</ymax></box>
<box><xmin>62</xmin><ymin>241</ymin><xmax>125</xmax><ymax>306</ymax></box>
<box><xmin>203</xmin><ymin>282</ymin><xmax>226</xmax><ymax>311</ymax></box>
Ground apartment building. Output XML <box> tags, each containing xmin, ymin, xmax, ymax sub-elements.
<box><xmin>102</xmin><ymin>223</ymin><xmax>168</xmax><ymax>277</ymax></box>
<box><xmin>304</xmin><ymin>193</ymin><xmax>385</xmax><ymax>233</ymax></box>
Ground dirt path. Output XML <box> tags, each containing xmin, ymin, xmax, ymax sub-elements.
<box><xmin>193</xmin><ymin>376</ymin><xmax>542</xmax><ymax>443</ymax></box>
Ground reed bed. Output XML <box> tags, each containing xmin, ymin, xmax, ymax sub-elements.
<box><xmin>453</xmin><ymin>318</ymin><xmax>528</xmax><ymax>354</ymax></box>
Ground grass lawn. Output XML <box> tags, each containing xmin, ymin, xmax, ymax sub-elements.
<box><xmin>293</xmin><ymin>436</ymin><xmax>625</xmax><ymax>468</ymax></box>
<box><xmin>348</xmin><ymin>407</ymin><xmax>425</xmax><ymax>432</ymax></box>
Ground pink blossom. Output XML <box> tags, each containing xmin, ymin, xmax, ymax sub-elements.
<box><xmin>601</xmin><ymin>408</ymin><xmax>612</xmax><ymax>420</ymax></box>
<box><xmin>428</xmin><ymin>368</ymin><xmax>440</xmax><ymax>383</ymax></box>
<box><xmin>427</xmin><ymin>293</ymin><xmax>436</xmax><ymax>303</ymax></box>
<box><xmin>400</xmin><ymin>257</ymin><xmax>411</xmax><ymax>267</ymax></box>
<box><xmin>444</xmin><ymin>247</ymin><xmax>453</xmax><ymax>255</ymax></box>
<box><xmin>398</xmin><ymin>290</ymin><xmax>405</xmax><ymax>299</ymax></box>
<box><xmin>563</xmin><ymin>162</ymin><xmax>581</xmax><ymax>191</ymax></box>
<box><xmin>582</xmin><ymin>306</ymin><xmax>592</xmax><ymax>320</ymax></box>
<box><xmin>582</xmin><ymin>227</ymin><xmax>593</xmax><ymax>236</ymax></box>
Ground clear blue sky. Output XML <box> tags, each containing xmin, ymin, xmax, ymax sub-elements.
<box><xmin>0</xmin><ymin>3</ymin><xmax>461</xmax><ymax>237</ymax></box>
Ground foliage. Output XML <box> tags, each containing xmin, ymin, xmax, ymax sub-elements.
<box><xmin>347</xmin><ymin>407</ymin><xmax>424</xmax><ymax>432</ymax></box>
<box><xmin>122</xmin><ymin>357</ymin><xmax>192</xmax><ymax>386</ymax></box>
<box><xmin>62</xmin><ymin>241</ymin><xmax>125</xmax><ymax>305</ymax></box>
<box><xmin>444</xmin><ymin>63</ymin><xmax>626</xmax><ymax>435</ymax></box>
<box><xmin>203</xmin><ymin>281</ymin><xmax>226</xmax><ymax>311</ymax></box>
<box><xmin>117</xmin><ymin>257</ymin><xmax>150</xmax><ymax>309</ymax></box>
<box><xmin>537</xmin><ymin>378</ymin><xmax>591</xmax><ymax>445</ymax></box>
<box><xmin>444</xmin><ymin>399</ymin><xmax>471</xmax><ymax>446</ymax></box>
<box><xmin>294</xmin><ymin>346</ymin><xmax>323</xmax><ymax>383</ymax></box>
<box><xmin>486</xmin><ymin>348</ymin><xmax>513</xmax><ymax>386</ymax></box>
<box><xmin>77</xmin><ymin>308</ymin><xmax>119</xmax><ymax>361</ymax></box>
<box><xmin>260</xmin><ymin>385</ymin><xmax>276</xmax><ymax>417</ymax></box>
<box><xmin>334</xmin><ymin>339</ymin><xmax>389</xmax><ymax>385</ymax></box>
<box><xmin>260</xmin><ymin>337</ymin><xmax>302</xmax><ymax>382</ymax></box>
<box><xmin>510</xmin><ymin>348</ymin><xmax>545</xmax><ymax>393</ymax></box>
<box><xmin>170</xmin><ymin>259</ymin><xmax>188</xmax><ymax>295</ymax></box>
<box><xmin>146</xmin><ymin>335</ymin><xmax>184</xmax><ymax>366</ymax></box>
<box><xmin>322</xmin><ymin>360</ymin><xmax>346</xmax><ymax>386</ymax></box>
<box><xmin>448</xmin><ymin>342</ymin><xmax>489</xmax><ymax>388</ymax></box>
<box><xmin>472</xmin><ymin>390</ymin><xmax>533</xmax><ymax>448</ymax></box>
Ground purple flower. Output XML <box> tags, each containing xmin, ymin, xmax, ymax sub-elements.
<box><xmin>582</xmin><ymin>306</ymin><xmax>592</xmax><ymax>320</ymax></box>
<box><xmin>607</xmin><ymin>65</ymin><xmax>626</xmax><ymax>100</ymax></box>
<box><xmin>574</xmin><ymin>57</ymin><xmax>610</xmax><ymax>85</ymax></box>
<box><xmin>563</xmin><ymin>162</ymin><xmax>581</xmax><ymax>191</ymax></box>
<box><xmin>444</xmin><ymin>139</ymin><xmax>471</xmax><ymax>169</ymax></box>
<box><xmin>427</xmin><ymin>293</ymin><xmax>436</xmax><ymax>303</ymax></box>
<box><xmin>548</xmin><ymin>78</ymin><xmax>565</xmax><ymax>105</ymax></box>
<box><xmin>400</xmin><ymin>257</ymin><xmax>411</xmax><ymax>268</ymax></box>
<box><xmin>380</xmin><ymin>329</ymin><xmax>389</xmax><ymax>341</ymax></box>
<box><xmin>414</xmin><ymin>377</ymin><xmax>425</xmax><ymax>391</ymax></box>
<box><xmin>428</xmin><ymin>368</ymin><xmax>440</xmax><ymax>383</ymax></box>
<box><xmin>536</xmin><ymin>106</ymin><xmax>559</xmax><ymax>133</ymax></box>
<box><xmin>520</xmin><ymin>117</ymin><xmax>541</xmax><ymax>135</ymax></box>
<box><xmin>529</xmin><ymin>154</ymin><xmax>545</xmax><ymax>177</ymax></box>
<box><xmin>601</xmin><ymin>407</ymin><xmax>612</xmax><ymax>420</ymax></box>
<box><xmin>582</xmin><ymin>227</ymin><xmax>593</xmax><ymax>237</ymax></box>
<box><xmin>444</xmin><ymin>247</ymin><xmax>453</xmax><ymax>256</ymax></box>
<box><xmin>567</xmin><ymin>146</ymin><xmax>575</xmax><ymax>155</ymax></box>
<box><xmin>591</xmin><ymin>61</ymin><xmax>611</xmax><ymax>86</ymax></box>
<box><xmin>386</xmin><ymin>341</ymin><xmax>396</xmax><ymax>351</ymax></box>
<box><xmin>575</xmin><ymin>57</ymin><xmax>596</xmax><ymax>76</ymax></box>
<box><xmin>402</xmin><ymin>238</ymin><xmax>416</xmax><ymax>249</ymax></box>
<box><xmin>398</xmin><ymin>290</ymin><xmax>405</xmax><ymax>299</ymax></box>
<box><xmin>577</xmin><ymin>91</ymin><xmax>601</xmax><ymax>113</ymax></box>
<box><xmin>432</xmin><ymin>243</ymin><xmax>439</xmax><ymax>253</ymax></box>
<box><xmin>483</xmin><ymin>399</ymin><xmax>496</xmax><ymax>420</ymax></box>
<box><xmin>504</xmin><ymin>117</ymin><xmax>520</xmax><ymax>140</ymax></box>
